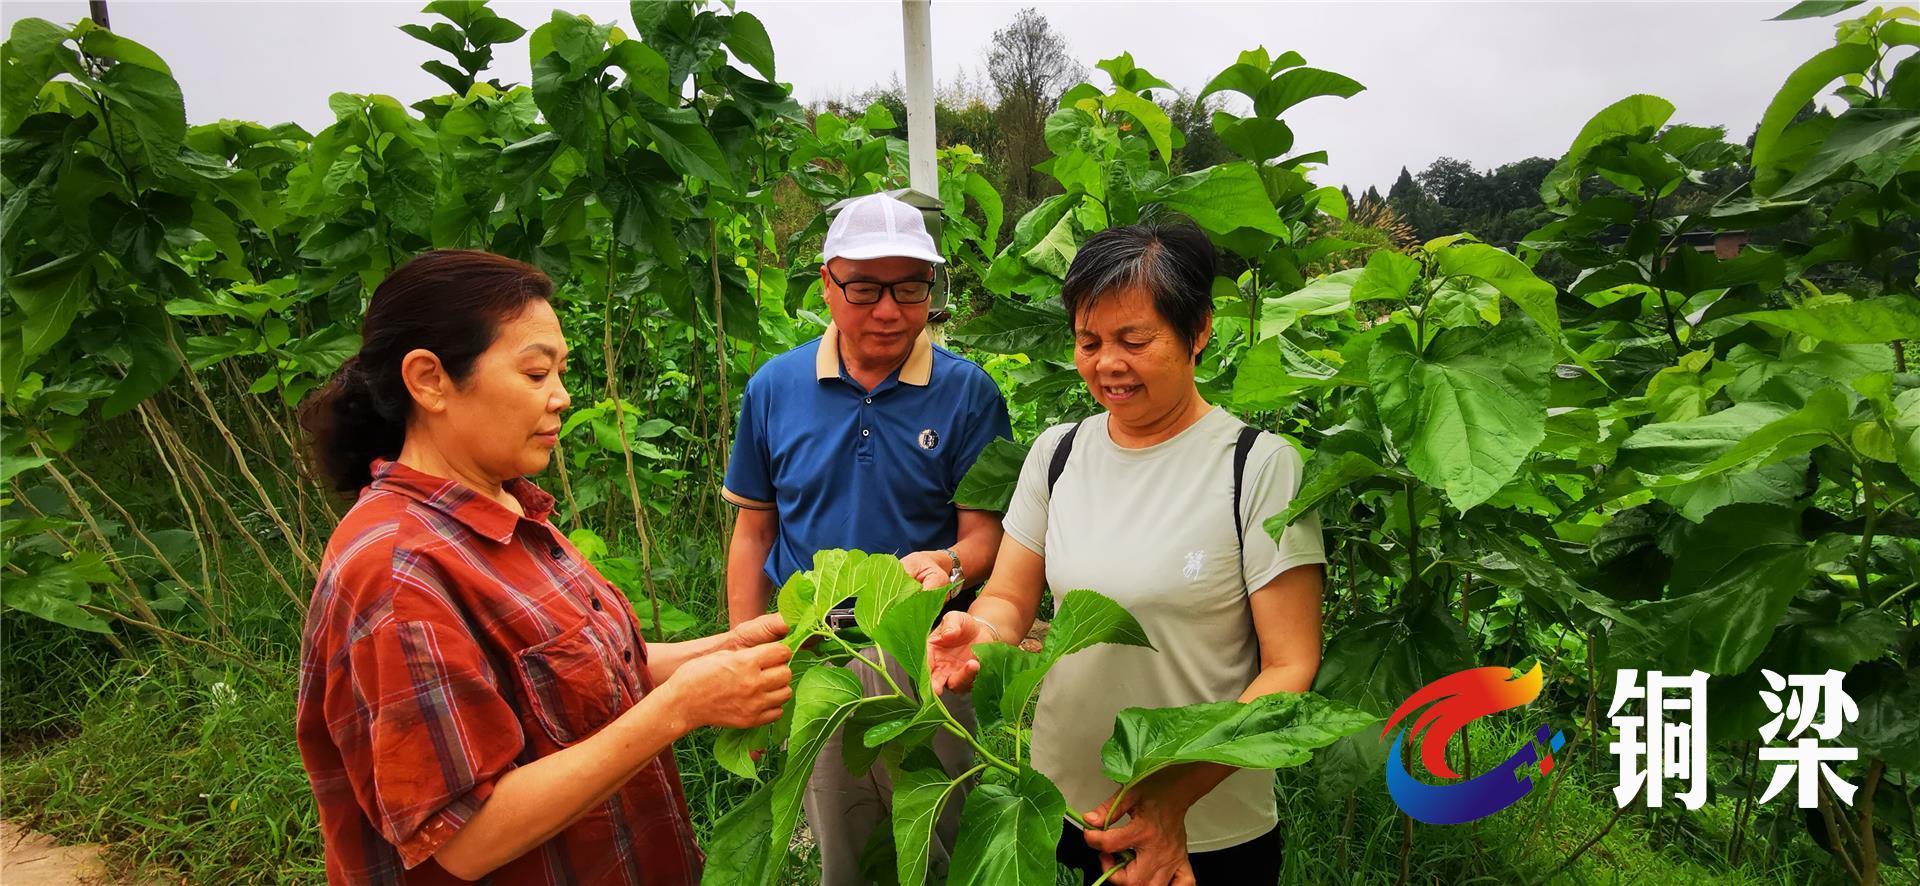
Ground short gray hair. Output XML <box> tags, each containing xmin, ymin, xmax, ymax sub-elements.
<box><xmin>1060</xmin><ymin>224</ymin><xmax>1217</xmax><ymax>358</ymax></box>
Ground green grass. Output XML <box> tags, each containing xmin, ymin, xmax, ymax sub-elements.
<box><xmin>0</xmin><ymin>571</ymin><xmax>320</xmax><ymax>884</ymax></box>
<box><xmin>2</xmin><ymin>532</ymin><xmax>1911</xmax><ymax>885</ymax></box>
<box><xmin>0</xmin><ymin>647</ymin><xmax>321</xmax><ymax>883</ymax></box>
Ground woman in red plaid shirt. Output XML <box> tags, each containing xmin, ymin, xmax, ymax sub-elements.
<box><xmin>296</xmin><ymin>250</ymin><xmax>792</xmax><ymax>884</ymax></box>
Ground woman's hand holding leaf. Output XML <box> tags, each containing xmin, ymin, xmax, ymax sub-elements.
<box><xmin>1083</xmin><ymin>769</ymin><xmax>1203</xmax><ymax>886</ymax></box>
<box><xmin>727</xmin><ymin>612</ymin><xmax>789</xmax><ymax>649</ymax></box>
<box><xmin>926</xmin><ymin>610</ymin><xmax>987</xmax><ymax>695</ymax></box>
<box><xmin>665</xmin><ymin>640</ymin><xmax>793</xmax><ymax>731</ymax></box>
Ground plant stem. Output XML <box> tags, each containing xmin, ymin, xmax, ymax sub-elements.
<box><xmin>1857</xmin><ymin>757</ymin><xmax>1884</xmax><ymax>886</ymax></box>
<box><xmin>1247</xmin><ymin>269</ymin><xmax>1260</xmax><ymax>343</ymax></box>
<box><xmin>1640</xmin><ymin>183</ymin><xmax>1686</xmax><ymax>363</ymax></box>
<box><xmin>26</xmin><ymin>440</ymin><xmax>169</xmax><ymax>632</ymax></box>
<box><xmin>1397</xmin><ymin>812</ymin><xmax>1412</xmax><ymax>886</ymax></box>
<box><xmin>953</xmin><ymin>761</ymin><xmax>988</xmax><ymax>785</ymax></box>
<box><xmin>1404</xmin><ymin>480</ymin><xmax>1421</xmax><ymax>599</ymax></box>
<box><xmin>219</xmin><ymin>360</ymin><xmax>302</xmax><ymax>493</ymax></box>
<box><xmin>1528</xmin><ymin>802</ymin><xmax>1625</xmax><ymax>886</ymax></box>
<box><xmin>1878</xmin><ymin>490</ymin><xmax>1916</xmax><ymax>516</ymax></box>
<box><xmin>1877</xmin><ymin>581</ymin><xmax>1918</xmax><ymax>610</ymax></box>
<box><xmin>84</xmin><ymin>53</ymin><xmax>141</xmax><ymax>196</ymax></box>
<box><xmin>165</xmin><ymin>331</ymin><xmax>317</xmax><ymax>580</ymax></box>
<box><xmin>1337</xmin><ymin>793</ymin><xmax>1356</xmax><ymax>871</ymax></box>
<box><xmin>824</xmin><ymin>634</ymin><xmax>997</xmax><ymax>767</ymax></box>
<box><xmin>1818</xmin><ymin>779</ymin><xmax>1865</xmax><ymax>885</ymax></box>
<box><xmin>81</xmin><ymin>605</ymin><xmax>269</xmax><ymax>675</ymax></box>
<box><xmin>1522</xmin><ymin>762</ymin><xmax>1568</xmax><ymax>860</ymax></box>
<box><xmin>136</xmin><ymin>402</ymin><xmax>223</xmax><ymax>610</ymax></box>
<box><xmin>56</xmin><ymin>451</ymin><xmax>225</xmax><ymax>639</ymax></box>
<box><xmin>552</xmin><ymin>442</ymin><xmax>581</xmax><ymax>528</ymax></box>
<box><xmin>1585</xmin><ymin>632</ymin><xmax>1598</xmax><ymax>772</ymax></box>
<box><xmin>1654</xmin><ymin>287</ymin><xmax>1683</xmax><ymax>358</ymax></box>
<box><xmin>687</xmin><ymin>351</ymin><xmax>714</xmax><ymax>536</ymax></box>
<box><xmin>1856</xmin><ymin>469</ymin><xmax>1880</xmax><ymax>604</ymax></box>
<box><xmin>1728</xmin><ymin>740</ymin><xmax>1757</xmax><ymax>866</ymax></box>
<box><xmin>11</xmin><ymin>480</ymin><xmax>81</xmax><ymax>554</ymax></box>
<box><xmin>145</xmin><ymin>398</ymin><xmax>301</xmax><ymax>605</ymax></box>
<box><xmin>601</xmin><ymin>239</ymin><xmax>665</xmax><ymax>641</ymax></box>
<box><xmin>822</xmin><ymin>630</ymin><xmax>889</xmax><ymax>681</ymax></box>
<box><xmin>1088</xmin><ymin>858</ymin><xmax>1130</xmax><ymax>886</ymax></box>
<box><xmin>708</xmin><ymin>220</ymin><xmax>738</xmax><ymax>547</ymax></box>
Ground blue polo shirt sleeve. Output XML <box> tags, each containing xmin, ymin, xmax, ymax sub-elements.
<box><xmin>949</xmin><ymin>367</ymin><xmax>1014</xmax><ymax>507</ymax></box>
<box><xmin>722</xmin><ymin>375</ymin><xmax>776</xmax><ymax>510</ymax></box>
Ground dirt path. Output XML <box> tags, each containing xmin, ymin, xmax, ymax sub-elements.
<box><xmin>1</xmin><ymin>820</ymin><xmax>110</xmax><ymax>885</ymax></box>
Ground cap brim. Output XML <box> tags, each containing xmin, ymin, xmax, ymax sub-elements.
<box><xmin>826</xmin><ymin>244</ymin><xmax>946</xmax><ymax>264</ymax></box>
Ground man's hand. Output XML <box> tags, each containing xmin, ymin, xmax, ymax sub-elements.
<box><xmin>926</xmin><ymin>610</ymin><xmax>986</xmax><ymax>695</ymax></box>
<box><xmin>1082</xmin><ymin>773</ymin><xmax>1199</xmax><ymax>886</ymax></box>
<box><xmin>899</xmin><ymin>550</ymin><xmax>954</xmax><ymax>590</ymax></box>
<box><xmin>728</xmin><ymin>612</ymin><xmax>788</xmax><ymax>650</ymax></box>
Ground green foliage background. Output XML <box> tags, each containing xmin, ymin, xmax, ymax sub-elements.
<box><xmin>2</xmin><ymin>0</ymin><xmax>1917</xmax><ymax>883</ymax></box>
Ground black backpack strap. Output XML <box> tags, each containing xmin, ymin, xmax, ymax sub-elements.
<box><xmin>1046</xmin><ymin>420</ymin><xmax>1084</xmax><ymax>499</ymax></box>
<box><xmin>1232</xmin><ymin>425</ymin><xmax>1262</xmax><ymax>589</ymax></box>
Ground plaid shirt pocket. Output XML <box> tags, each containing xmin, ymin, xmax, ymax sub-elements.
<box><xmin>514</xmin><ymin>620</ymin><xmax>626</xmax><ymax>746</ymax></box>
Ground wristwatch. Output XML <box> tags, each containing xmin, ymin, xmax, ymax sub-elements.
<box><xmin>942</xmin><ymin>546</ymin><xmax>963</xmax><ymax>586</ymax></box>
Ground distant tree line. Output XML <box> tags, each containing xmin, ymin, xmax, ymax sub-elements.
<box><xmin>819</xmin><ymin>9</ymin><xmax>1885</xmax><ymax>299</ymax></box>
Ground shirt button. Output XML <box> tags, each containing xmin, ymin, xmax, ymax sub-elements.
<box><xmin>623</xmin><ymin>649</ymin><xmax>632</xmax><ymax>662</ymax></box>
<box><xmin>591</xmin><ymin>596</ymin><xmax>602</xmax><ymax>611</ymax></box>
<box><xmin>548</xmin><ymin>545</ymin><xmax>564</xmax><ymax>560</ymax></box>
<box><xmin>864</xmin><ymin>398</ymin><xmax>873</xmax><ymax>404</ymax></box>
<box><xmin>861</xmin><ymin>429</ymin><xmax>870</xmax><ymax>437</ymax></box>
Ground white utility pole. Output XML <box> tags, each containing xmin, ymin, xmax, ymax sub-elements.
<box><xmin>901</xmin><ymin>0</ymin><xmax>937</xmax><ymax>197</ymax></box>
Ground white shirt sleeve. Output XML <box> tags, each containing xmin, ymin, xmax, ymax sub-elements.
<box><xmin>1239</xmin><ymin>437</ymin><xmax>1328</xmax><ymax>595</ymax></box>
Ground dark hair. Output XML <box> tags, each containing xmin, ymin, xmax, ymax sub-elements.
<box><xmin>299</xmin><ymin>250</ymin><xmax>554</xmax><ymax>494</ymax></box>
<box><xmin>1060</xmin><ymin>224</ymin><xmax>1217</xmax><ymax>361</ymax></box>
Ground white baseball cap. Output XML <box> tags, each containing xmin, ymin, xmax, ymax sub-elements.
<box><xmin>821</xmin><ymin>193</ymin><xmax>945</xmax><ymax>265</ymax></box>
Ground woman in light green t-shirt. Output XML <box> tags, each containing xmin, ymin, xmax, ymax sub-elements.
<box><xmin>927</xmin><ymin>224</ymin><xmax>1328</xmax><ymax>886</ymax></box>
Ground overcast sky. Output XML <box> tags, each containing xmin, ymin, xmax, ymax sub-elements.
<box><xmin>3</xmin><ymin>1</ymin><xmax>1840</xmax><ymax>192</ymax></box>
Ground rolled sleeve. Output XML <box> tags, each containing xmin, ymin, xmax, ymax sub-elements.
<box><xmin>329</xmin><ymin>618</ymin><xmax>525</xmax><ymax>869</ymax></box>
<box><xmin>723</xmin><ymin>378</ymin><xmax>775</xmax><ymax>509</ymax></box>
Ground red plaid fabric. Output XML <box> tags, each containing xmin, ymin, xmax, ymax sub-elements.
<box><xmin>297</xmin><ymin>459</ymin><xmax>701</xmax><ymax>885</ymax></box>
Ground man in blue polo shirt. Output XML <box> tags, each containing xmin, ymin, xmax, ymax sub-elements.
<box><xmin>722</xmin><ymin>192</ymin><xmax>1012</xmax><ymax>884</ymax></box>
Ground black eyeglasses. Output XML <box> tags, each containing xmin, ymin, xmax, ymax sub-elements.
<box><xmin>826</xmin><ymin>267</ymin><xmax>935</xmax><ymax>305</ymax></box>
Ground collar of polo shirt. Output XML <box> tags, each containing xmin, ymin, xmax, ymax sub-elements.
<box><xmin>815</xmin><ymin>323</ymin><xmax>934</xmax><ymax>387</ymax></box>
